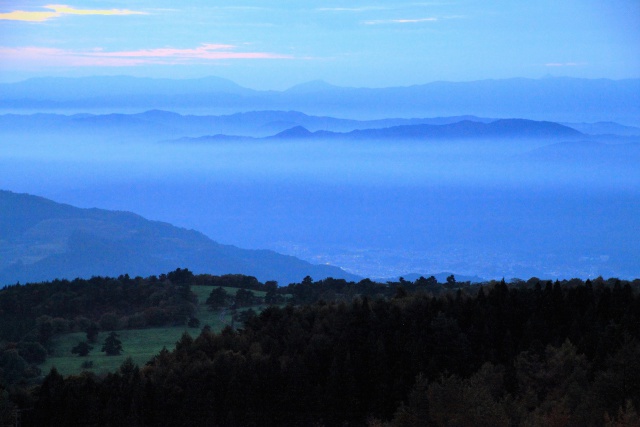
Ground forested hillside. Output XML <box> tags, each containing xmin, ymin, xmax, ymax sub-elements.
<box><xmin>1</xmin><ymin>274</ymin><xmax>639</xmax><ymax>426</ymax></box>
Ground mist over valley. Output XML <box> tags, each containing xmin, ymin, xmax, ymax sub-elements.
<box><xmin>1</xmin><ymin>78</ymin><xmax>638</xmax><ymax>283</ymax></box>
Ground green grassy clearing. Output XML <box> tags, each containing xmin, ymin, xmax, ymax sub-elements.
<box><xmin>191</xmin><ymin>286</ymin><xmax>266</xmax><ymax>326</ymax></box>
<box><xmin>40</xmin><ymin>328</ymin><xmax>199</xmax><ymax>376</ymax></box>
<box><xmin>39</xmin><ymin>286</ymin><xmax>266</xmax><ymax>377</ymax></box>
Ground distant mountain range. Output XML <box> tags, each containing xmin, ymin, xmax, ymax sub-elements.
<box><xmin>4</xmin><ymin>109</ymin><xmax>639</xmax><ymax>143</ymax></box>
<box><xmin>0</xmin><ymin>190</ymin><xmax>360</xmax><ymax>286</ymax></box>
<box><xmin>171</xmin><ymin>118</ymin><xmax>588</xmax><ymax>144</ymax></box>
<box><xmin>0</xmin><ymin>109</ymin><xmax>495</xmax><ymax>139</ymax></box>
<box><xmin>265</xmin><ymin>119</ymin><xmax>584</xmax><ymax>141</ymax></box>
<box><xmin>2</xmin><ymin>76</ymin><xmax>639</xmax><ymax>283</ymax></box>
<box><xmin>1</xmin><ymin>76</ymin><xmax>638</xmax><ymax>124</ymax></box>
<box><xmin>0</xmin><ymin>75</ymin><xmax>251</xmax><ymax>101</ymax></box>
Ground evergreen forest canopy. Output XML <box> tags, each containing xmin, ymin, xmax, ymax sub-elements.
<box><xmin>1</xmin><ymin>270</ymin><xmax>640</xmax><ymax>426</ymax></box>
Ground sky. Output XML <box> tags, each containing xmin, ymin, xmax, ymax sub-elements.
<box><xmin>0</xmin><ymin>1</ymin><xmax>639</xmax><ymax>89</ymax></box>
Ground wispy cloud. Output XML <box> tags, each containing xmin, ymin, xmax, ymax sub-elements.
<box><xmin>93</xmin><ymin>44</ymin><xmax>291</xmax><ymax>60</ymax></box>
<box><xmin>0</xmin><ymin>44</ymin><xmax>292</xmax><ymax>68</ymax></box>
<box><xmin>0</xmin><ymin>4</ymin><xmax>147</xmax><ymax>22</ymax></box>
<box><xmin>364</xmin><ymin>17</ymin><xmax>438</xmax><ymax>25</ymax></box>
<box><xmin>209</xmin><ymin>6</ymin><xmax>268</xmax><ymax>11</ymax></box>
<box><xmin>316</xmin><ymin>7</ymin><xmax>390</xmax><ymax>12</ymax></box>
<box><xmin>316</xmin><ymin>3</ymin><xmax>453</xmax><ymax>12</ymax></box>
<box><xmin>0</xmin><ymin>47</ymin><xmax>147</xmax><ymax>67</ymax></box>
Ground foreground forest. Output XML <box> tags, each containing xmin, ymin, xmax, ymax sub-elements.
<box><xmin>1</xmin><ymin>273</ymin><xmax>640</xmax><ymax>426</ymax></box>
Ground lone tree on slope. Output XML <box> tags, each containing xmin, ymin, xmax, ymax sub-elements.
<box><xmin>71</xmin><ymin>341</ymin><xmax>93</xmax><ymax>357</ymax></box>
<box><xmin>101</xmin><ymin>332</ymin><xmax>123</xmax><ymax>356</ymax></box>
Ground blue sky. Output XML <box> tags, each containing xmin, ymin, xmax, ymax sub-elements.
<box><xmin>1</xmin><ymin>1</ymin><xmax>638</xmax><ymax>89</ymax></box>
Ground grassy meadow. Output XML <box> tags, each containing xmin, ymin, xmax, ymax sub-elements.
<box><xmin>39</xmin><ymin>286</ymin><xmax>267</xmax><ymax>377</ymax></box>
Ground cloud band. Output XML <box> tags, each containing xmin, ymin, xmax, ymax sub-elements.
<box><xmin>0</xmin><ymin>4</ymin><xmax>147</xmax><ymax>22</ymax></box>
<box><xmin>0</xmin><ymin>44</ymin><xmax>292</xmax><ymax>68</ymax></box>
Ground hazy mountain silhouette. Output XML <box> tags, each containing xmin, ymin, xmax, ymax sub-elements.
<box><xmin>0</xmin><ymin>190</ymin><xmax>360</xmax><ymax>286</ymax></box>
<box><xmin>340</xmin><ymin>119</ymin><xmax>583</xmax><ymax>140</ymax></box>
<box><xmin>271</xmin><ymin>125</ymin><xmax>314</xmax><ymax>139</ymax></box>
<box><xmin>13</xmin><ymin>110</ymin><xmax>640</xmax><ymax>144</ymax></box>
<box><xmin>1</xmin><ymin>76</ymin><xmax>638</xmax><ymax>124</ymax></box>
<box><xmin>0</xmin><ymin>110</ymin><xmax>497</xmax><ymax>139</ymax></box>
<box><xmin>0</xmin><ymin>75</ymin><xmax>250</xmax><ymax>101</ymax></box>
<box><xmin>251</xmin><ymin>119</ymin><xmax>583</xmax><ymax>142</ymax></box>
<box><xmin>164</xmin><ymin>118</ymin><xmax>585</xmax><ymax>144</ymax></box>
<box><xmin>284</xmin><ymin>80</ymin><xmax>340</xmax><ymax>94</ymax></box>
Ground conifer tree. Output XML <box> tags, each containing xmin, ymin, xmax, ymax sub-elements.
<box><xmin>101</xmin><ymin>331</ymin><xmax>123</xmax><ymax>356</ymax></box>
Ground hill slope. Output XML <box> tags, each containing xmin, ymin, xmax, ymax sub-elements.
<box><xmin>0</xmin><ymin>190</ymin><xmax>359</xmax><ymax>286</ymax></box>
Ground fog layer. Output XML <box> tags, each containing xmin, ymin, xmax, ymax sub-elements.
<box><xmin>1</xmin><ymin>131</ymin><xmax>638</xmax><ymax>279</ymax></box>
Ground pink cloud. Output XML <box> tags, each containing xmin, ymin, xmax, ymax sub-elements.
<box><xmin>0</xmin><ymin>46</ymin><xmax>149</xmax><ymax>67</ymax></box>
<box><xmin>95</xmin><ymin>44</ymin><xmax>290</xmax><ymax>60</ymax></box>
<box><xmin>0</xmin><ymin>44</ymin><xmax>292</xmax><ymax>68</ymax></box>
<box><xmin>0</xmin><ymin>4</ymin><xmax>146</xmax><ymax>22</ymax></box>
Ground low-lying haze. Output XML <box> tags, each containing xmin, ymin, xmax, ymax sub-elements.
<box><xmin>2</xmin><ymin>113</ymin><xmax>638</xmax><ymax>280</ymax></box>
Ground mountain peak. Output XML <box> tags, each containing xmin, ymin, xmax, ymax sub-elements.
<box><xmin>272</xmin><ymin>126</ymin><xmax>313</xmax><ymax>139</ymax></box>
<box><xmin>285</xmin><ymin>80</ymin><xmax>339</xmax><ymax>94</ymax></box>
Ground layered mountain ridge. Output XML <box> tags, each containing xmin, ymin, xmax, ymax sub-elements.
<box><xmin>1</xmin><ymin>76</ymin><xmax>638</xmax><ymax>124</ymax></box>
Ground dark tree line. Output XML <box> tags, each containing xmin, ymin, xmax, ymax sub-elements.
<box><xmin>192</xmin><ymin>274</ymin><xmax>277</xmax><ymax>292</ymax></box>
<box><xmin>205</xmin><ymin>287</ymin><xmax>260</xmax><ymax>311</ymax></box>
<box><xmin>0</xmin><ymin>269</ymin><xmax>198</xmax><ymax>386</ymax></box>
<box><xmin>6</xmin><ymin>276</ymin><xmax>640</xmax><ymax>426</ymax></box>
<box><xmin>0</xmin><ymin>270</ymin><xmax>197</xmax><ymax>343</ymax></box>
